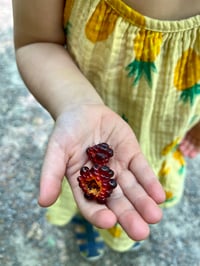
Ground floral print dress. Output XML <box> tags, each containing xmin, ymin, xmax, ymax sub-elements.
<box><xmin>46</xmin><ymin>0</ymin><xmax>200</xmax><ymax>251</ymax></box>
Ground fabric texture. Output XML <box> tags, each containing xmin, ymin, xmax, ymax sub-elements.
<box><xmin>46</xmin><ymin>0</ymin><xmax>200</xmax><ymax>251</ymax></box>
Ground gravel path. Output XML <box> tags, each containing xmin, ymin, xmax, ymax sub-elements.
<box><xmin>0</xmin><ymin>1</ymin><xmax>200</xmax><ymax>265</ymax></box>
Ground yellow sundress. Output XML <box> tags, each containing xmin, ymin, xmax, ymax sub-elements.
<box><xmin>46</xmin><ymin>0</ymin><xmax>200</xmax><ymax>252</ymax></box>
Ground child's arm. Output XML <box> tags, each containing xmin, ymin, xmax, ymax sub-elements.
<box><xmin>12</xmin><ymin>0</ymin><xmax>165</xmax><ymax>241</ymax></box>
<box><xmin>12</xmin><ymin>0</ymin><xmax>104</xmax><ymax>119</ymax></box>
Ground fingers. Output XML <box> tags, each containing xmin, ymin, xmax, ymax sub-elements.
<box><xmin>69</xmin><ymin>168</ymin><xmax>162</xmax><ymax>241</ymax></box>
<box><xmin>68</xmin><ymin>174</ymin><xmax>117</xmax><ymax>228</ymax></box>
<box><xmin>107</xmin><ymin>185</ymin><xmax>150</xmax><ymax>240</ymax></box>
<box><xmin>38</xmin><ymin>132</ymin><xmax>67</xmax><ymax>207</ymax></box>
<box><xmin>105</xmin><ymin>169</ymin><xmax>163</xmax><ymax>240</ymax></box>
<box><xmin>129</xmin><ymin>152</ymin><xmax>166</xmax><ymax>204</ymax></box>
<box><xmin>68</xmin><ymin>149</ymin><xmax>165</xmax><ymax>240</ymax></box>
<box><xmin>69</xmin><ymin>173</ymin><xmax>152</xmax><ymax>240</ymax></box>
<box><xmin>117</xmin><ymin>170</ymin><xmax>163</xmax><ymax>223</ymax></box>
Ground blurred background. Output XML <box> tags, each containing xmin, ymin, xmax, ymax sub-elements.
<box><xmin>0</xmin><ymin>1</ymin><xmax>200</xmax><ymax>265</ymax></box>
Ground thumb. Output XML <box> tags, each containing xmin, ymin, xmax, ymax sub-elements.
<box><xmin>38</xmin><ymin>132</ymin><xmax>68</xmax><ymax>207</ymax></box>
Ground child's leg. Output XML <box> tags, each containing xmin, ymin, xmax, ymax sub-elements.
<box><xmin>179</xmin><ymin>121</ymin><xmax>200</xmax><ymax>158</ymax></box>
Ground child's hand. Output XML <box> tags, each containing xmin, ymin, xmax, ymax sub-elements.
<box><xmin>38</xmin><ymin>104</ymin><xmax>165</xmax><ymax>241</ymax></box>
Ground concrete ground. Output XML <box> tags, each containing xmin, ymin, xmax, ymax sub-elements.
<box><xmin>0</xmin><ymin>1</ymin><xmax>200</xmax><ymax>265</ymax></box>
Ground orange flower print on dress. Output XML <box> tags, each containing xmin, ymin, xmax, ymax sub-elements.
<box><xmin>158</xmin><ymin>162</ymin><xmax>176</xmax><ymax>204</ymax></box>
<box><xmin>165</xmin><ymin>191</ymin><xmax>175</xmax><ymax>203</ymax></box>
<box><xmin>161</xmin><ymin>138</ymin><xmax>186</xmax><ymax>175</ymax></box>
<box><xmin>162</xmin><ymin>137</ymin><xmax>181</xmax><ymax>156</ymax></box>
<box><xmin>108</xmin><ymin>225</ymin><xmax>122</xmax><ymax>238</ymax></box>
<box><xmin>173</xmin><ymin>150</ymin><xmax>185</xmax><ymax>175</ymax></box>
<box><xmin>85</xmin><ymin>0</ymin><xmax>119</xmax><ymax>43</ymax></box>
<box><xmin>126</xmin><ymin>29</ymin><xmax>163</xmax><ymax>87</ymax></box>
<box><xmin>158</xmin><ymin>161</ymin><xmax>171</xmax><ymax>178</ymax></box>
<box><xmin>174</xmin><ymin>48</ymin><xmax>200</xmax><ymax>105</ymax></box>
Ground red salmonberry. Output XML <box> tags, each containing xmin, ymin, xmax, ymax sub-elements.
<box><xmin>86</xmin><ymin>143</ymin><xmax>113</xmax><ymax>165</ymax></box>
<box><xmin>77</xmin><ymin>164</ymin><xmax>117</xmax><ymax>204</ymax></box>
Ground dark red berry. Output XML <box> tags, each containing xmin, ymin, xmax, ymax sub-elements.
<box><xmin>86</xmin><ymin>143</ymin><xmax>114</xmax><ymax>165</ymax></box>
<box><xmin>109</xmin><ymin>179</ymin><xmax>117</xmax><ymax>188</ymax></box>
<box><xmin>77</xmin><ymin>164</ymin><xmax>117</xmax><ymax>204</ymax></box>
<box><xmin>80</xmin><ymin>166</ymin><xmax>90</xmax><ymax>176</ymax></box>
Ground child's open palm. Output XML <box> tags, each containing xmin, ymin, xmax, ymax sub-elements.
<box><xmin>38</xmin><ymin>104</ymin><xmax>165</xmax><ymax>241</ymax></box>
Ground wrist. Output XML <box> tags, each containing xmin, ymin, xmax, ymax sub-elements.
<box><xmin>53</xmin><ymin>99</ymin><xmax>105</xmax><ymax>121</ymax></box>
<box><xmin>46</xmin><ymin>83</ymin><xmax>104</xmax><ymax>120</ymax></box>
<box><xmin>15</xmin><ymin>43</ymin><xmax>104</xmax><ymax>120</ymax></box>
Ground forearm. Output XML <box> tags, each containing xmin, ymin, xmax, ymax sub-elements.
<box><xmin>15</xmin><ymin>42</ymin><xmax>104</xmax><ymax>120</ymax></box>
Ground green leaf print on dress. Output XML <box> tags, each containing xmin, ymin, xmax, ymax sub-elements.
<box><xmin>126</xmin><ymin>29</ymin><xmax>163</xmax><ymax>87</ymax></box>
<box><xmin>126</xmin><ymin>60</ymin><xmax>157</xmax><ymax>87</ymax></box>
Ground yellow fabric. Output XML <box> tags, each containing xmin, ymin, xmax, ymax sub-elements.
<box><xmin>97</xmin><ymin>225</ymin><xmax>135</xmax><ymax>252</ymax></box>
<box><xmin>46</xmin><ymin>0</ymin><xmax>200</xmax><ymax>251</ymax></box>
<box><xmin>46</xmin><ymin>178</ymin><xmax>77</xmax><ymax>226</ymax></box>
